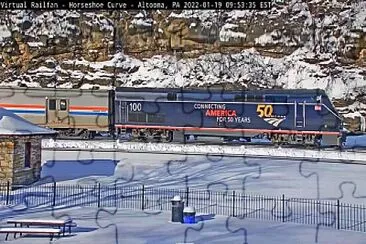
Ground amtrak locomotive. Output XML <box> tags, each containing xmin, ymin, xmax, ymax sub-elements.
<box><xmin>110</xmin><ymin>87</ymin><xmax>345</xmax><ymax>147</ymax></box>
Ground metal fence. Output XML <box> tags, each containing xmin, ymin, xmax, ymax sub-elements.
<box><xmin>0</xmin><ymin>182</ymin><xmax>365</xmax><ymax>233</ymax></box>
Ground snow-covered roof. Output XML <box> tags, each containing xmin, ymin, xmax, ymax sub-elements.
<box><xmin>0</xmin><ymin>108</ymin><xmax>57</xmax><ymax>136</ymax></box>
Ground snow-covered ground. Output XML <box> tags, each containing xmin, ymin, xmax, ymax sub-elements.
<box><xmin>0</xmin><ymin>149</ymin><xmax>365</xmax><ymax>243</ymax></box>
<box><xmin>41</xmin><ymin>150</ymin><xmax>366</xmax><ymax>204</ymax></box>
<box><xmin>0</xmin><ymin>206</ymin><xmax>365</xmax><ymax>244</ymax></box>
<box><xmin>41</xmin><ymin>135</ymin><xmax>366</xmax><ymax>163</ymax></box>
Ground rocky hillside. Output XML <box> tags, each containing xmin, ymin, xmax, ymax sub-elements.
<box><xmin>0</xmin><ymin>1</ymin><xmax>365</xmax><ymax>131</ymax></box>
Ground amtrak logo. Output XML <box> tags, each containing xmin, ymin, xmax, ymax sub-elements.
<box><xmin>256</xmin><ymin>104</ymin><xmax>286</xmax><ymax>127</ymax></box>
<box><xmin>263</xmin><ymin>117</ymin><xmax>286</xmax><ymax>127</ymax></box>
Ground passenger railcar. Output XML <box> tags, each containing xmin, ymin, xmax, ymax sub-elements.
<box><xmin>0</xmin><ymin>87</ymin><xmax>109</xmax><ymax>138</ymax></box>
<box><xmin>110</xmin><ymin>87</ymin><xmax>345</xmax><ymax>146</ymax></box>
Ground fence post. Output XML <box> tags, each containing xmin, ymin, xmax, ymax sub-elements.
<box><xmin>282</xmin><ymin>194</ymin><xmax>285</xmax><ymax>222</ymax></box>
<box><xmin>97</xmin><ymin>183</ymin><xmax>101</xmax><ymax>208</ymax></box>
<box><xmin>141</xmin><ymin>184</ymin><xmax>145</xmax><ymax>210</ymax></box>
<box><xmin>6</xmin><ymin>181</ymin><xmax>10</xmax><ymax>205</ymax></box>
<box><xmin>52</xmin><ymin>181</ymin><xmax>56</xmax><ymax>207</ymax></box>
<box><xmin>185</xmin><ymin>187</ymin><xmax>189</xmax><ymax>207</ymax></box>
<box><xmin>114</xmin><ymin>182</ymin><xmax>117</xmax><ymax>208</ymax></box>
<box><xmin>337</xmin><ymin>200</ymin><xmax>340</xmax><ymax>230</ymax></box>
<box><xmin>232</xmin><ymin>191</ymin><xmax>236</xmax><ymax>217</ymax></box>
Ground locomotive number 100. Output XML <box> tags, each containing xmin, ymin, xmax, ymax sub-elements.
<box><xmin>129</xmin><ymin>102</ymin><xmax>142</xmax><ymax>112</ymax></box>
<box><xmin>257</xmin><ymin>104</ymin><xmax>273</xmax><ymax>117</ymax></box>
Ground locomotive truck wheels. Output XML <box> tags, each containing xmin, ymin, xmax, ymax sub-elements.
<box><xmin>128</xmin><ymin>128</ymin><xmax>174</xmax><ymax>142</ymax></box>
<box><xmin>80</xmin><ymin>130</ymin><xmax>95</xmax><ymax>139</ymax></box>
<box><xmin>163</xmin><ymin>131</ymin><xmax>173</xmax><ymax>142</ymax></box>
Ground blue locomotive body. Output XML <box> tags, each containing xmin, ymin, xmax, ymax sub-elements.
<box><xmin>110</xmin><ymin>87</ymin><xmax>344</xmax><ymax>146</ymax></box>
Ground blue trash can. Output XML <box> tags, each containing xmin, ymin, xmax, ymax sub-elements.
<box><xmin>183</xmin><ymin>206</ymin><xmax>196</xmax><ymax>224</ymax></box>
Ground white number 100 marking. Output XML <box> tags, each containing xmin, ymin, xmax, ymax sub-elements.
<box><xmin>129</xmin><ymin>102</ymin><xmax>142</xmax><ymax>111</ymax></box>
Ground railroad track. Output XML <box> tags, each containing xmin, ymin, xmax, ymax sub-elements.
<box><xmin>55</xmin><ymin>137</ymin><xmax>116</xmax><ymax>142</ymax></box>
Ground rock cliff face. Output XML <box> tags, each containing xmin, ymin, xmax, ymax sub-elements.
<box><xmin>0</xmin><ymin>1</ymin><xmax>365</xmax><ymax>131</ymax></box>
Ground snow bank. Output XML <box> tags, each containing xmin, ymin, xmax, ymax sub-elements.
<box><xmin>219</xmin><ymin>23</ymin><xmax>247</xmax><ymax>42</ymax></box>
<box><xmin>42</xmin><ymin>139</ymin><xmax>366</xmax><ymax>163</ymax></box>
<box><xmin>0</xmin><ymin>24</ymin><xmax>11</xmax><ymax>42</ymax></box>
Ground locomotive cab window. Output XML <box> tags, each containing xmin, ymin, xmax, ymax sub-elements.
<box><xmin>48</xmin><ymin>99</ymin><xmax>56</xmax><ymax>110</ymax></box>
<box><xmin>59</xmin><ymin>99</ymin><xmax>67</xmax><ymax>111</ymax></box>
<box><xmin>316</xmin><ymin>95</ymin><xmax>322</xmax><ymax>103</ymax></box>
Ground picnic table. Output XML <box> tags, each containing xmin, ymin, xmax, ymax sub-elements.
<box><xmin>6</xmin><ymin>219</ymin><xmax>75</xmax><ymax>236</ymax></box>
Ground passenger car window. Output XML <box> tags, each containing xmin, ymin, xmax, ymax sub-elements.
<box><xmin>59</xmin><ymin>99</ymin><xmax>67</xmax><ymax>111</ymax></box>
<box><xmin>48</xmin><ymin>99</ymin><xmax>56</xmax><ymax>110</ymax></box>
